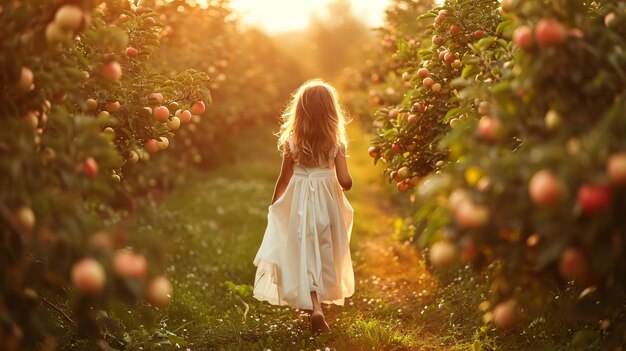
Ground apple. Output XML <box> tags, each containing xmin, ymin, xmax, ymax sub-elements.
<box><xmin>105</xmin><ymin>101</ymin><xmax>120</xmax><ymax>113</ymax></box>
<box><xmin>158</xmin><ymin>136</ymin><xmax>170</xmax><ymax>150</ymax></box>
<box><xmin>431</xmin><ymin>83</ymin><xmax>442</xmax><ymax>92</ymax></box>
<box><xmin>432</xmin><ymin>35</ymin><xmax>443</xmax><ymax>46</ymax></box>
<box><xmin>478</xmin><ymin>101</ymin><xmax>489</xmax><ymax>115</ymax></box>
<box><xmin>414</xmin><ymin>102</ymin><xmax>426</xmax><ymax>112</ymax></box>
<box><xmin>418</xmin><ymin>68</ymin><xmax>429</xmax><ymax>78</ymax></box>
<box><xmin>147</xmin><ymin>276</ymin><xmax>173</xmax><ymax>307</ymax></box>
<box><xmin>86</xmin><ymin>98</ymin><xmax>98</xmax><ymax>111</ymax></box>
<box><xmin>396</xmin><ymin>180</ymin><xmax>410</xmax><ymax>192</ymax></box>
<box><xmin>605</xmin><ymin>12</ymin><xmax>616</xmax><ymax>27</ymax></box>
<box><xmin>125</xmin><ymin>47</ymin><xmax>139</xmax><ymax>58</ymax></box>
<box><xmin>535</xmin><ymin>19</ymin><xmax>566</xmax><ymax>47</ymax></box>
<box><xmin>513</xmin><ymin>25</ymin><xmax>533</xmax><ymax>49</ymax></box>
<box><xmin>544</xmin><ymin>109</ymin><xmax>561</xmax><ymax>130</ymax></box>
<box><xmin>449</xmin><ymin>24</ymin><xmax>460</xmax><ymax>36</ymax></box>
<box><xmin>153</xmin><ymin>106</ymin><xmax>170</xmax><ymax>122</ymax></box>
<box><xmin>22</xmin><ymin>111</ymin><xmax>39</xmax><ymax>129</ymax></box>
<box><xmin>438</xmin><ymin>51</ymin><xmax>446</xmax><ymax>61</ymax></box>
<box><xmin>45</xmin><ymin>22</ymin><xmax>72</xmax><ymax>44</ymax></box>
<box><xmin>15</xmin><ymin>206</ymin><xmax>36</xmax><ymax>231</ymax></box>
<box><xmin>140</xmin><ymin>106</ymin><xmax>153</xmax><ymax>119</ymax></box>
<box><xmin>473</xmin><ymin>30</ymin><xmax>486</xmax><ymax>39</ymax></box>
<box><xmin>477</xmin><ymin>117</ymin><xmax>502</xmax><ymax>141</ymax></box>
<box><xmin>455</xmin><ymin>200</ymin><xmax>489</xmax><ymax>230</ymax></box>
<box><xmin>607</xmin><ymin>153</ymin><xmax>626</xmax><ymax>184</ymax></box>
<box><xmin>407</xmin><ymin>114</ymin><xmax>417</xmax><ymax>124</ymax></box>
<box><xmin>190</xmin><ymin>101</ymin><xmax>206</xmax><ymax>115</ymax></box>
<box><xmin>402</xmin><ymin>72</ymin><xmax>411</xmax><ymax>81</ymax></box>
<box><xmin>388</xmin><ymin>108</ymin><xmax>399</xmax><ymax>119</ymax></box>
<box><xmin>111</xmin><ymin>174</ymin><xmax>121</xmax><ymax>182</ymax></box>
<box><xmin>55</xmin><ymin>5</ymin><xmax>84</xmax><ymax>31</ymax></box>
<box><xmin>128</xmin><ymin>150</ymin><xmax>140</xmax><ymax>163</ymax></box>
<box><xmin>434</xmin><ymin>15</ymin><xmax>443</xmax><ymax>27</ymax></box>
<box><xmin>18</xmin><ymin>67</ymin><xmax>34</xmax><ymax>90</ymax></box>
<box><xmin>422</xmin><ymin>77</ymin><xmax>434</xmax><ymax>88</ymax></box>
<box><xmin>368</xmin><ymin>146</ymin><xmax>379</xmax><ymax>158</ymax></box>
<box><xmin>529</xmin><ymin>170</ymin><xmax>564</xmax><ymax>206</ymax></box>
<box><xmin>71</xmin><ymin>258</ymin><xmax>105</xmax><ymax>294</ymax></box>
<box><xmin>113</xmin><ymin>250</ymin><xmax>147</xmax><ymax>279</ymax></box>
<box><xmin>168</xmin><ymin>101</ymin><xmax>180</xmax><ymax>111</ymax></box>
<box><xmin>89</xmin><ymin>231</ymin><xmax>113</xmax><ymax>252</ymax></box>
<box><xmin>102</xmin><ymin>127</ymin><xmax>116</xmax><ymax>140</ymax></box>
<box><xmin>493</xmin><ymin>300</ymin><xmax>518</xmax><ymax>330</ymax></box>
<box><xmin>167</xmin><ymin>116</ymin><xmax>181</xmax><ymax>130</ymax></box>
<box><xmin>559</xmin><ymin>248</ymin><xmax>588</xmax><ymax>283</ymax></box>
<box><xmin>149</xmin><ymin>92</ymin><xmax>164</xmax><ymax>105</ymax></box>
<box><xmin>144</xmin><ymin>139</ymin><xmax>160</xmax><ymax>153</ymax></box>
<box><xmin>101</xmin><ymin>62</ymin><xmax>122</xmax><ymax>81</ymax></box>
<box><xmin>179</xmin><ymin>110</ymin><xmax>192</xmax><ymax>123</ymax></box>
<box><xmin>429</xmin><ymin>241</ymin><xmax>457</xmax><ymax>267</ymax></box>
<box><xmin>444</xmin><ymin>52</ymin><xmax>455</xmax><ymax>63</ymax></box>
<box><xmin>397</xmin><ymin>167</ymin><xmax>410</xmax><ymax>180</ymax></box>
<box><xmin>392</xmin><ymin>143</ymin><xmax>402</xmax><ymax>153</ymax></box>
<box><xmin>438</xmin><ymin>10</ymin><xmax>448</xmax><ymax>17</ymax></box>
<box><xmin>144</xmin><ymin>17</ymin><xmax>156</xmax><ymax>25</ymax></box>
<box><xmin>578</xmin><ymin>184</ymin><xmax>612</xmax><ymax>215</ymax></box>
<box><xmin>83</xmin><ymin>157</ymin><xmax>98</xmax><ymax>177</ymax></box>
<box><xmin>451</xmin><ymin>60</ymin><xmax>462</xmax><ymax>69</ymax></box>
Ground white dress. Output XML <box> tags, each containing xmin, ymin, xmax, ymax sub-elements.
<box><xmin>253</xmin><ymin>143</ymin><xmax>355</xmax><ymax>310</ymax></box>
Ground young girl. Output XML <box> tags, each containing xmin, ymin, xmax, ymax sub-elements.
<box><xmin>253</xmin><ymin>79</ymin><xmax>354</xmax><ymax>333</ymax></box>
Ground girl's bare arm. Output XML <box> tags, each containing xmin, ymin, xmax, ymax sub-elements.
<box><xmin>271</xmin><ymin>153</ymin><xmax>294</xmax><ymax>204</ymax></box>
<box><xmin>335</xmin><ymin>144</ymin><xmax>352</xmax><ymax>191</ymax></box>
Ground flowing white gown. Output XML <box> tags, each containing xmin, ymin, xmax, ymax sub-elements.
<box><xmin>253</xmin><ymin>145</ymin><xmax>355</xmax><ymax>310</ymax></box>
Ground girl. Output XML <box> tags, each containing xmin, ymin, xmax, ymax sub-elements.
<box><xmin>253</xmin><ymin>79</ymin><xmax>355</xmax><ymax>333</ymax></box>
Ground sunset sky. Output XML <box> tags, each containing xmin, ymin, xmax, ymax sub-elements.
<box><xmin>229</xmin><ymin>0</ymin><xmax>390</xmax><ymax>34</ymax></box>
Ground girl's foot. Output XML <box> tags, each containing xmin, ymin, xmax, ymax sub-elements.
<box><xmin>310</xmin><ymin>311</ymin><xmax>330</xmax><ymax>333</ymax></box>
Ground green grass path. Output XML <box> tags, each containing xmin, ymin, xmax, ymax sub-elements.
<box><xmin>121</xmin><ymin>125</ymin><xmax>444</xmax><ymax>351</ymax></box>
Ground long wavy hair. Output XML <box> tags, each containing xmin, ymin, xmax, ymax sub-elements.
<box><xmin>277</xmin><ymin>79</ymin><xmax>349</xmax><ymax>167</ymax></box>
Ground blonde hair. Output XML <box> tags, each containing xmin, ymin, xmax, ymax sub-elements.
<box><xmin>277</xmin><ymin>78</ymin><xmax>349</xmax><ymax>167</ymax></box>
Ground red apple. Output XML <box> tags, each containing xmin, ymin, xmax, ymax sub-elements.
<box><xmin>388</xmin><ymin>108</ymin><xmax>399</xmax><ymax>119</ymax></box>
<box><xmin>105</xmin><ymin>101</ymin><xmax>120</xmax><ymax>113</ymax></box>
<box><xmin>368</xmin><ymin>146</ymin><xmax>379</xmax><ymax>158</ymax></box>
<box><xmin>444</xmin><ymin>52</ymin><xmax>455</xmax><ymax>63</ymax></box>
<box><xmin>148</xmin><ymin>92</ymin><xmax>164</xmax><ymax>105</ymax></box>
<box><xmin>455</xmin><ymin>200</ymin><xmax>489</xmax><ymax>230</ymax></box>
<box><xmin>190</xmin><ymin>101</ymin><xmax>206</xmax><ymax>115</ymax></box>
<box><xmin>71</xmin><ymin>258</ymin><xmax>105</xmax><ymax>294</ymax></box>
<box><xmin>407</xmin><ymin>114</ymin><xmax>417</xmax><ymax>124</ymax></box>
<box><xmin>144</xmin><ymin>17</ymin><xmax>156</xmax><ymax>25</ymax></box>
<box><xmin>607</xmin><ymin>153</ymin><xmax>626</xmax><ymax>184</ymax></box>
<box><xmin>438</xmin><ymin>51</ymin><xmax>446</xmax><ymax>61</ymax></box>
<box><xmin>529</xmin><ymin>170</ymin><xmax>564</xmax><ymax>206</ymax></box>
<box><xmin>493</xmin><ymin>300</ymin><xmax>518</xmax><ymax>330</ymax></box>
<box><xmin>473</xmin><ymin>30</ymin><xmax>486</xmax><ymax>39</ymax></box>
<box><xmin>22</xmin><ymin>111</ymin><xmax>39</xmax><ymax>129</ymax></box>
<box><xmin>432</xmin><ymin>35</ymin><xmax>443</xmax><ymax>46</ymax></box>
<box><xmin>101</xmin><ymin>62</ymin><xmax>122</xmax><ymax>81</ymax></box>
<box><xmin>478</xmin><ymin>117</ymin><xmax>502</xmax><ymax>141</ymax></box>
<box><xmin>18</xmin><ymin>67</ymin><xmax>34</xmax><ymax>90</ymax></box>
<box><xmin>125</xmin><ymin>47</ymin><xmax>139</xmax><ymax>58</ymax></box>
<box><xmin>392</xmin><ymin>143</ymin><xmax>402</xmax><ymax>153</ymax></box>
<box><xmin>144</xmin><ymin>139</ymin><xmax>160</xmax><ymax>153</ymax></box>
<box><xmin>179</xmin><ymin>110</ymin><xmax>192</xmax><ymax>123</ymax></box>
<box><xmin>535</xmin><ymin>19</ymin><xmax>566</xmax><ymax>47</ymax></box>
<box><xmin>15</xmin><ymin>206</ymin><xmax>36</xmax><ymax>231</ymax></box>
<box><xmin>397</xmin><ymin>180</ymin><xmax>410</xmax><ymax>192</ymax></box>
<box><xmin>147</xmin><ymin>276</ymin><xmax>173</xmax><ymax>307</ymax></box>
<box><xmin>449</xmin><ymin>25</ymin><xmax>460</xmax><ymax>36</ymax></box>
<box><xmin>83</xmin><ymin>157</ymin><xmax>98</xmax><ymax>177</ymax></box>
<box><xmin>438</xmin><ymin>10</ymin><xmax>448</xmax><ymax>17</ymax></box>
<box><xmin>559</xmin><ymin>248</ymin><xmax>588</xmax><ymax>283</ymax></box>
<box><xmin>414</xmin><ymin>102</ymin><xmax>426</xmax><ymax>112</ymax></box>
<box><xmin>418</xmin><ymin>68</ymin><xmax>429</xmax><ymax>78</ymax></box>
<box><xmin>153</xmin><ymin>106</ymin><xmax>170</xmax><ymax>122</ymax></box>
<box><xmin>578</xmin><ymin>184</ymin><xmax>612</xmax><ymax>215</ymax></box>
<box><xmin>422</xmin><ymin>77</ymin><xmax>434</xmax><ymax>88</ymax></box>
<box><xmin>55</xmin><ymin>5</ymin><xmax>83</xmax><ymax>30</ymax></box>
<box><xmin>513</xmin><ymin>26</ymin><xmax>533</xmax><ymax>49</ymax></box>
<box><xmin>429</xmin><ymin>241</ymin><xmax>457</xmax><ymax>267</ymax></box>
<box><xmin>113</xmin><ymin>250</ymin><xmax>147</xmax><ymax>279</ymax></box>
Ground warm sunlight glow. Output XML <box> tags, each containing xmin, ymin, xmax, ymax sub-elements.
<box><xmin>229</xmin><ymin>0</ymin><xmax>389</xmax><ymax>34</ymax></box>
